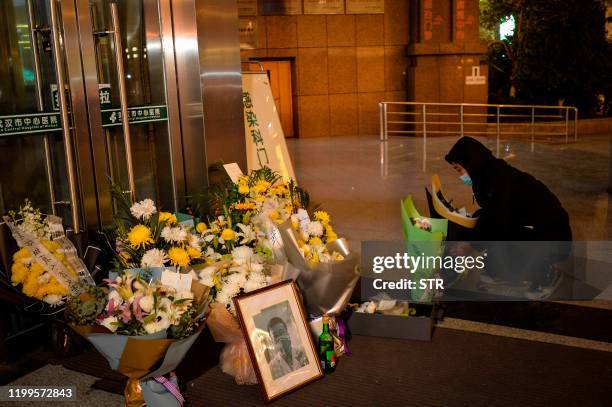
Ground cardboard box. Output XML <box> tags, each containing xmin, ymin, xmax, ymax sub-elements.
<box><xmin>348</xmin><ymin>307</ymin><xmax>434</xmax><ymax>341</ymax></box>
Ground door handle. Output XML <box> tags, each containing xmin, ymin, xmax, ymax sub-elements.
<box><xmin>109</xmin><ymin>1</ymin><xmax>136</xmax><ymax>202</ymax></box>
<box><xmin>49</xmin><ymin>0</ymin><xmax>81</xmax><ymax>232</ymax></box>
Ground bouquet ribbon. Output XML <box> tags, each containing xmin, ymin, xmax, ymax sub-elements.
<box><xmin>153</xmin><ymin>376</ymin><xmax>184</xmax><ymax>405</ymax></box>
<box><xmin>3</xmin><ymin>216</ymin><xmax>93</xmax><ymax>295</ymax></box>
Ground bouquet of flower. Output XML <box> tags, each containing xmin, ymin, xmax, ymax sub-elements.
<box><xmin>4</xmin><ymin>200</ymin><xmax>94</xmax><ymax>307</ymax></box>
<box><xmin>277</xmin><ymin>211</ymin><xmax>359</xmax><ymax>317</ymax></box>
<box><xmin>110</xmin><ymin>187</ymin><xmax>203</xmax><ymax>273</ymax></box>
<box><xmin>288</xmin><ymin>209</ymin><xmax>345</xmax><ymax>265</ymax></box>
<box><xmin>66</xmin><ymin>269</ymin><xmax>211</xmax><ymax>406</ymax></box>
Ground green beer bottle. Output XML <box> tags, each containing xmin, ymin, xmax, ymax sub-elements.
<box><xmin>318</xmin><ymin>315</ymin><xmax>335</xmax><ymax>373</ymax></box>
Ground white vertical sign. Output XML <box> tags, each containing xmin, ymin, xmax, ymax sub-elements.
<box><xmin>242</xmin><ymin>72</ymin><xmax>296</xmax><ymax>182</ymax></box>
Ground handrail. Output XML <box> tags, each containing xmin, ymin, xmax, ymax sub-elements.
<box><xmin>379</xmin><ymin>101</ymin><xmax>579</xmax><ymax>172</ymax></box>
<box><xmin>241</xmin><ymin>60</ymin><xmax>265</xmax><ymax>72</ymax></box>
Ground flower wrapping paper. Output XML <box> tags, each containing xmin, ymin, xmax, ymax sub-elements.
<box><xmin>206</xmin><ymin>303</ymin><xmax>257</xmax><ymax>385</ymax></box>
<box><xmin>276</xmin><ymin>220</ymin><xmax>360</xmax><ymax>316</ymax></box>
<box><xmin>72</xmin><ymin>324</ymin><xmax>203</xmax><ymax>406</ymax></box>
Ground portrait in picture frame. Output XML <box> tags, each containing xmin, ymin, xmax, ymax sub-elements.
<box><xmin>233</xmin><ymin>280</ymin><xmax>323</xmax><ymax>402</ymax></box>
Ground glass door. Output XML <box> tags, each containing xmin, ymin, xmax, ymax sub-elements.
<box><xmin>0</xmin><ymin>0</ymin><xmax>83</xmax><ymax>230</ymax></box>
<box><xmin>85</xmin><ymin>0</ymin><xmax>181</xmax><ymax>216</ymax></box>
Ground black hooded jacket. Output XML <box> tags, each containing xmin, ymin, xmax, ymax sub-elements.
<box><xmin>445</xmin><ymin>137</ymin><xmax>572</xmax><ymax>242</ymax></box>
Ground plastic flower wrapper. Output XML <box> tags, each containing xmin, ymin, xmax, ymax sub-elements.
<box><xmin>276</xmin><ymin>219</ymin><xmax>360</xmax><ymax>317</ymax></box>
<box><xmin>66</xmin><ymin>270</ymin><xmax>211</xmax><ymax>406</ymax></box>
<box><xmin>401</xmin><ymin>195</ymin><xmax>447</xmax><ymax>302</ymax></box>
<box><xmin>2</xmin><ymin>200</ymin><xmax>94</xmax><ymax>308</ymax></box>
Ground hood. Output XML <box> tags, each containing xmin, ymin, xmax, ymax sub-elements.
<box><xmin>445</xmin><ymin>136</ymin><xmax>495</xmax><ymax>178</ymax></box>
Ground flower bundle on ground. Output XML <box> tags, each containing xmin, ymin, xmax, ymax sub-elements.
<box><xmin>7</xmin><ymin>201</ymin><xmax>76</xmax><ymax>306</ymax></box>
<box><xmin>289</xmin><ymin>210</ymin><xmax>344</xmax><ymax>265</ymax></box>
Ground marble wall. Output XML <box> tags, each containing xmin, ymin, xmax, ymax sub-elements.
<box><xmin>240</xmin><ymin>0</ymin><xmax>410</xmax><ymax>137</ymax></box>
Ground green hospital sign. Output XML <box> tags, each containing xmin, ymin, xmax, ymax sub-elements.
<box><xmin>0</xmin><ymin>112</ymin><xmax>62</xmax><ymax>137</ymax></box>
<box><xmin>101</xmin><ymin>105</ymin><xmax>168</xmax><ymax>127</ymax></box>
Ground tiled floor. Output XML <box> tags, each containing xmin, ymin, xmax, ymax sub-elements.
<box><xmin>287</xmin><ymin>134</ymin><xmax>612</xmax><ymax>247</ymax></box>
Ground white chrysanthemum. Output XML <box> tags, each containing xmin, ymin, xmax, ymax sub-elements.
<box><xmin>244</xmin><ymin>272</ymin><xmax>268</xmax><ymax>293</ymax></box>
<box><xmin>249</xmin><ymin>261</ymin><xmax>264</xmax><ymax>273</ymax></box>
<box><xmin>100</xmin><ymin>316</ymin><xmax>119</xmax><ymax>332</ymax></box>
<box><xmin>43</xmin><ymin>294</ymin><xmax>64</xmax><ymax>306</ymax></box>
<box><xmin>224</xmin><ymin>271</ymin><xmax>248</xmax><ymax>289</ymax></box>
<box><xmin>130</xmin><ymin>198</ymin><xmax>157</xmax><ymax>220</ymax></box>
<box><xmin>140</xmin><ymin>295</ymin><xmax>154</xmax><ymax>313</ymax></box>
<box><xmin>161</xmin><ymin>226</ymin><xmax>187</xmax><ymax>244</ymax></box>
<box><xmin>307</xmin><ymin>221</ymin><xmax>324</xmax><ymax>237</ymax></box>
<box><xmin>232</xmin><ymin>246</ymin><xmax>254</xmax><ymax>262</ymax></box>
<box><xmin>143</xmin><ymin>319</ymin><xmax>165</xmax><ymax>334</ymax></box>
<box><xmin>198</xmin><ymin>266</ymin><xmax>217</xmax><ymax>287</ymax></box>
<box><xmin>141</xmin><ymin>248</ymin><xmax>168</xmax><ymax>268</ymax></box>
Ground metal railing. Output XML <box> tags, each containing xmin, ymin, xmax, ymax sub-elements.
<box><xmin>379</xmin><ymin>101</ymin><xmax>579</xmax><ymax>152</ymax></box>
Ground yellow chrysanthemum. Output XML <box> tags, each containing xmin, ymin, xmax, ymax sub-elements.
<box><xmin>314</xmin><ymin>211</ymin><xmax>331</xmax><ymax>226</ymax></box>
<box><xmin>221</xmin><ymin>229</ymin><xmax>235</xmax><ymax>241</ymax></box>
<box><xmin>41</xmin><ymin>240</ymin><xmax>59</xmax><ymax>253</ymax></box>
<box><xmin>326</xmin><ymin>227</ymin><xmax>338</xmax><ymax>242</ymax></box>
<box><xmin>29</xmin><ymin>263</ymin><xmax>46</xmax><ymax>278</ymax></box>
<box><xmin>268</xmin><ymin>210</ymin><xmax>280</xmax><ymax>221</ymax></box>
<box><xmin>11</xmin><ymin>262</ymin><xmax>28</xmax><ymax>285</ymax></box>
<box><xmin>238</xmin><ymin>183</ymin><xmax>249</xmax><ymax>195</ymax></box>
<box><xmin>127</xmin><ymin>225</ymin><xmax>154</xmax><ymax>248</ymax></box>
<box><xmin>251</xmin><ymin>180</ymin><xmax>271</xmax><ymax>194</ymax></box>
<box><xmin>13</xmin><ymin>247</ymin><xmax>31</xmax><ymax>261</ymax></box>
<box><xmin>168</xmin><ymin>247</ymin><xmax>190</xmax><ymax>267</ymax></box>
<box><xmin>196</xmin><ymin>222</ymin><xmax>208</xmax><ymax>234</ymax></box>
<box><xmin>22</xmin><ymin>280</ymin><xmax>39</xmax><ymax>297</ymax></box>
<box><xmin>159</xmin><ymin>212</ymin><xmax>177</xmax><ymax>224</ymax></box>
<box><xmin>187</xmin><ymin>246</ymin><xmax>202</xmax><ymax>259</ymax></box>
<box><xmin>309</xmin><ymin>237</ymin><xmax>323</xmax><ymax>247</ymax></box>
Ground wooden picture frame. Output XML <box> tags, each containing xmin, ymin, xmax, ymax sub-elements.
<box><xmin>234</xmin><ymin>281</ymin><xmax>323</xmax><ymax>402</ymax></box>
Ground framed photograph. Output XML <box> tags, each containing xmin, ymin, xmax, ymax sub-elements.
<box><xmin>234</xmin><ymin>281</ymin><xmax>323</xmax><ymax>402</ymax></box>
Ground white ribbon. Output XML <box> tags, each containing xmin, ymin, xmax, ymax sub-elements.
<box><xmin>4</xmin><ymin>216</ymin><xmax>92</xmax><ymax>295</ymax></box>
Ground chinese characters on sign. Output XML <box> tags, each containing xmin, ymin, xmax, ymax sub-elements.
<box><xmin>100</xmin><ymin>105</ymin><xmax>169</xmax><ymax>127</ymax></box>
<box><xmin>243</xmin><ymin>91</ymin><xmax>270</xmax><ymax>168</ymax></box>
<box><xmin>0</xmin><ymin>112</ymin><xmax>62</xmax><ymax>137</ymax></box>
<box><xmin>52</xmin><ymin>83</ymin><xmax>111</xmax><ymax>111</ymax></box>
<box><xmin>455</xmin><ymin>0</ymin><xmax>465</xmax><ymax>41</ymax></box>
<box><xmin>304</xmin><ymin>0</ymin><xmax>344</xmax><ymax>14</ymax></box>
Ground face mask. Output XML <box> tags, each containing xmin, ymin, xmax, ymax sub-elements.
<box><xmin>459</xmin><ymin>173</ymin><xmax>473</xmax><ymax>186</ymax></box>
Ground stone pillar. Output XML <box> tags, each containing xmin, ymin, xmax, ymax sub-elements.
<box><xmin>407</xmin><ymin>0</ymin><xmax>488</xmax><ymax>136</ymax></box>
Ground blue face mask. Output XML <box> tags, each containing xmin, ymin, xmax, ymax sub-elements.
<box><xmin>459</xmin><ymin>173</ymin><xmax>473</xmax><ymax>186</ymax></box>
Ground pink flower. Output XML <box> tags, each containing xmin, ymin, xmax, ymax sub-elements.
<box><xmin>107</xmin><ymin>298</ymin><xmax>116</xmax><ymax>314</ymax></box>
<box><xmin>121</xmin><ymin>304</ymin><xmax>132</xmax><ymax>323</ymax></box>
<box><xmin>132</xmin><ymin>295</ymin><xmax>144</xmax><ymax>322</ymax></box>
